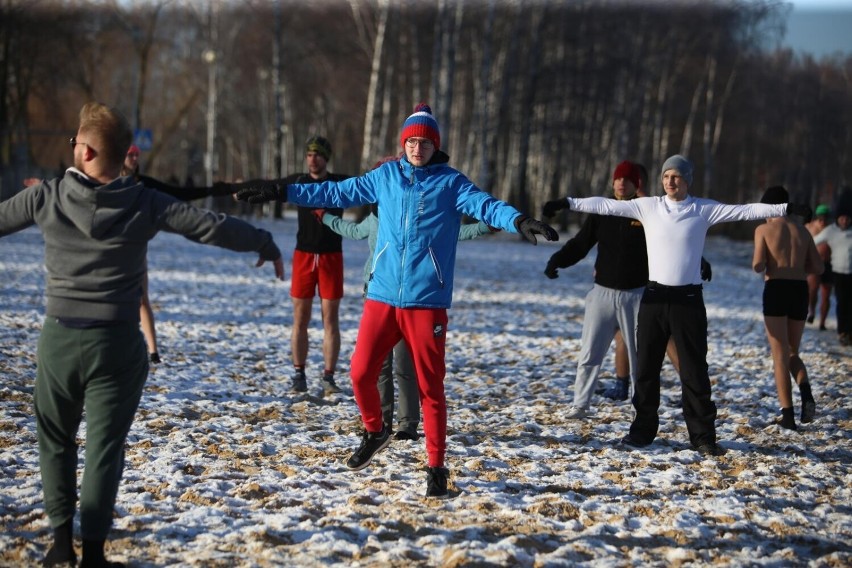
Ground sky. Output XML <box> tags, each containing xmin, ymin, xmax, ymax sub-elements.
<box><xmin>785</xmin><ymin>0</ymin><xmax>852</xmax><ymax>57</ymax></box>
<box><xmin>0</xmin><ymin>215</ymin><xmax>849</xmax><ymax>566</ymax></box>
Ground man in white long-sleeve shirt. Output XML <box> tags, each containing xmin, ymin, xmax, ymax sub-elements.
<box><xmin>543</xmin><ymin>155</ymin><xmax>803</xmax><ymax>456</ymax></box>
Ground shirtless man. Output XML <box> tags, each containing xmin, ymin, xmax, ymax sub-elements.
<box><xmin>753</xmin><ymin>186</ymin><xmax>824</xmax><ymax>430</ymax></box>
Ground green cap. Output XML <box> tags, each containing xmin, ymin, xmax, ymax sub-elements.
<box><xmin>815</xmin><ymin>204</ymin><xmax>831</xmax><ymax>217</ymax></box>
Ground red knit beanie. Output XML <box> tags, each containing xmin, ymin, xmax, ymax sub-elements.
<box><xmin>613</xmin><ymin>160</ymin><xmax>640</xmax><ymax>189</ymax></box>
<box><xmin>399</xmin><ymin>103</ymin><xmax>441</xmax><ymax>150</ymax></box>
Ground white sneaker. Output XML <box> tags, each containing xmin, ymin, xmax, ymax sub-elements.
<box><xmin>565</xmin><ymin>406</ymin><xmax>588</xmax><ymax>420</ymax></box>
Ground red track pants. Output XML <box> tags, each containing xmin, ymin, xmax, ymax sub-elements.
<box><xmin>350</xmin><ymin>300</ymin><xmax>448</xmax><ymax>467</ymax></box>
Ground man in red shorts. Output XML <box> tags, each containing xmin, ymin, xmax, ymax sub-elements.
<box><xmin>279</xmin><ymin>137</ymin><xmax>349</xmax><ymax>394</ymax></box>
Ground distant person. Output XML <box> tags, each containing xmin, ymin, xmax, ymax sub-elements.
<box><xmin>543</xmin><ymin>154</ymin><xmax>803</xmax><ymax>456</ymax></box>
<box><xmin>813</xmin><ymin>193</ymin><xmax>852</xmax><ymax>347</ymax></box>
<box><xmin>241</xmin><ymin>136</ymin><xmax>350</xmax><ymax>395</ymax></box>
<box><xmin>235</xmin><ymin>103</ymin><xmax>558</xmax><ymax>498</ymax></box>
<box><xmin>0</xmin><ymin>102</ymin><xmax>283</xmax><ymax>568</ymax></box>
<box><xmin>805</xmin><ymin>204</ymin><xmax>834</xmax><ymax>331</ymax></box>
<box><xmin>752</xmin><ymin>185</ymin><xmax>823</xmax><ymax>430</ymax></box>
<box><xmin>544</xmin><ymin>161</ymin><xmax>646</xmax><ymax>418</ymax></box>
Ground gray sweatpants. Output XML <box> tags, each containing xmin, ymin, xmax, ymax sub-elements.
<box><xmin>378</xmin><ymin>339</ymin><xmax>420</xmax><ymax>435</ymax></box>
<box><xmin>573</xmin><ymin>284</ymin><xmax>644</xmax><ymax>409</ymax></box>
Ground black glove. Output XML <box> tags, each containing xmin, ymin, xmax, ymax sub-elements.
<box><xmin>542</xmin><ymin>199</ymin><xmax>569</xmax><ymax>218</ymax></box>
<box><xmin>149</xmin><ymin>352</ymin><xmax>161</xmax><ymax>364</ymax></box>
<box><xmin>700</xmin><ymin>257</ymin><xmax>712</xmax><ymax>282</ymax></box>
<box><xmin>258</xmin><ymin>234</ymin><xmax>282</xmax><ymax>262</ymax></box>
<box><xmin>514</xmin><ymin>215</ymin><xmax>559</xmax><ymax>245</ymax></box>
<box><xmin>234</xmin><ymin>179</ymin><xmax>285</xmax><ymax>204</ymax></box>
<box><xmin>544</xmin><ymin>258</ymin><xmax>560</xmax><ymax>279</ymax></box>
<box><xmin>786</xmin><ymin>202</ymin><xmax>812</xmax><ymax>219</ymax></box>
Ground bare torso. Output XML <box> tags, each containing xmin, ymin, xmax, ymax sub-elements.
<box><xmin>753</xmin><ymin>217</ymin><xmax>824</xmax><ymax>280</ymax></box>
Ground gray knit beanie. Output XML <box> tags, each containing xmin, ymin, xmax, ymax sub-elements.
<box><xmin>661</xmin><ymin>154</ymin><xmax>693</xmax><ymax>187</ymax></box>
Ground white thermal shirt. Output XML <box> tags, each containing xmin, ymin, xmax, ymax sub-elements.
<box><xmin>565</xmin><ymin>195</ymin><xmax>787</xmax><ymax>286</ymax></box>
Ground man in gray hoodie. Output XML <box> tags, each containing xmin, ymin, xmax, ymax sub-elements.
<box><xmin>0</xmin><ymin>102</ymin><xmax>283</xmax><ymax>568</ymax></box>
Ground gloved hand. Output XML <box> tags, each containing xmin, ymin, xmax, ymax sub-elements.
<box><xmin>514</xmin><ymin>215</ymin><xmax>559</xmax><ymax>245</ymax></box>
<box><xmin>786</xmin><ymin>202</ymin><xmax>812</xmax><ymax>219</ymax></box>
<box><xmin>700</xmin><ymin>257</ymin><xmax>712</xmax><ymax>282</ymax></box>
<box><xmin>544</xmin><ymin>258</ymin><xmax>560</xmax><ymax>279</ymax></box>
<box><xmin>542</xmin><ymin>199</ymin><xmax>569</xmax><ymax>218</ymax></box>
<box><xmin>234</xmin><ymin>179</ymin><xmax>285</xmax><ymax>204</ymax></box>
<box><xmin>312</xmin><ymin>209</ymin><xmax>326</xmax><ymax>223</ymax></box>
<box><xmin>149</xmin><ymin>352</ymin><xmax>161</xmax><ymax>364</ymax></box>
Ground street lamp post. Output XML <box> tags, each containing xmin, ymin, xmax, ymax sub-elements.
<box><xmin>203</xmin><ymin>47</ymin><xmax>217</xmax><ymax>209</ymax></box>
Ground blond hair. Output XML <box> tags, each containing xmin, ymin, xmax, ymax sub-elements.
<box><xmin>78</xmin><ymin>102</ymin><xmax>133</xmax><ymax>170</ymax></box>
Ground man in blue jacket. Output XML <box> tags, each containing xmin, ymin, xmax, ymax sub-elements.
<box><xmin>236</xmin><ymin>103</ymin><xmax>558</xmax><ymax>498</ymax></box>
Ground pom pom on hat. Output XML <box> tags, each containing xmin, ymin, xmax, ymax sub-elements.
<box><xmin>760</xmin><ymin>185</ymin><xmax>789</xmax><ymax>204</ymax></box>
<box><xmin>305</xmin><ymin>136</ymin><xmax>332</xmax><ymax>161</ymax></box>
<box><xmin>400</xmin><ymin>103</ymin><xmax>441</xmax><ymax>150</ymax></box>
<box><xmin>612</xmin><ymin>160</ymin><xmax>640</xmax><ymax>189</ymax></box>
<box><xmin>661</xmin><ymin>154</ymin><xmax>694</xmax><ymax>187</ymax></box>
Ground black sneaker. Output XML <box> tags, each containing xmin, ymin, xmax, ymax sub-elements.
<box><xmin>695</xmin><ymin>442</ymin><xmax>725</xmax><ymax>456</ymax></box>
<box><xmin>321</xmin><ymin>374</ymin><xmax>341</xmax><ymax>395</ymax></box>
<box><xmin>621</xmin><ymin>434</ymin><xmax>652</xmax><ymax>449</ymax></box>
<box><xmin>291</xmin><ymin>371</ymin><xmax>307</xmax><ymax>393</ymax></box>
<box><xmin>801</xmin><ymin>400</ymin><xmax>816</xmax><ymax>423</ymax></box>
<box><xmin>602</xmin><ymin>378</ymin><xmax>629</xmax><ymax>401</ymax></box>
<box><xmin>425</xmin><ymin>466</ymin><xmax>449</xmax><ymax>498</ymax></box>
<box><xmin>393</xmin><ymin>430</ymin><xmax>419</xmax><ymax>441</ymax></box>
<box><xmin>345</xmin><ymin>424</ymin><xmax>391</xmax><ymax>471</ymax></box>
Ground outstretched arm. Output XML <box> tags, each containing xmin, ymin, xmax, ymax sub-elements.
<box><xmin>323</xmin><ymin>211</ymin><xmax>372</xmax><ymax>240</ymax></box>
<box><xmin>458</xmin><ymin>221</ymin><xmax>493</xmax><ymax>241</ymax></box>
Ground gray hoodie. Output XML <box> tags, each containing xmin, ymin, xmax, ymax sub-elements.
<box><xmin>0</xmin><ymin>168</ymin><xmax>279</xmax><ymax>322</ymax></box>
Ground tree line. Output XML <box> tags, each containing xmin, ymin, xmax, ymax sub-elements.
<box><xmin>2</xmin><ymin>0</ymin><xmax>851</xmax><ymax>236</ymax></box>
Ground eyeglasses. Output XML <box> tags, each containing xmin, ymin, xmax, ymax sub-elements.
<box><xmin>69</xmin><ymin>136</ymin><xmax>91</xmax><ymax>150</ymax></box>
<box><xmin>405</xmin><ymin>138</ymin><xmax>434</xmax><ymax>149</ymax></box>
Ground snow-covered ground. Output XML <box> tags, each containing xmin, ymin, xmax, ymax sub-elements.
<box><xmin>1</xmin><ymin>212</ymin><xmax>850</xmax><ymax>567</ymax></box>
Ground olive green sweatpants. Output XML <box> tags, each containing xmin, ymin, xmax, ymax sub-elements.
<box><xmin>35</xmin><ymin>317</ymin><xmax>148</xmax><ymax>540</ymax></box>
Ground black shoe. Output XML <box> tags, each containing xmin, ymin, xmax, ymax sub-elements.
<box><xmin>695</xmin><ymin>442</ymin><xmax>725</xmax><ymax>456</ymax></box>
<box><xmin>425</xmin><ymin>466</ymin><xmax>449</xmax><ymax>498</ymax></box>
<box><xmin>621</xmin><ymin>434</ymin><xmax>652</xmax><ymax>449</ymax></box>
<box><xmin>42</xmin><ymin>547</ymin><xmax>76</xmax><ymax>567</ymax></box>
<box><xmin>321</xmin><ymin>374</ymin><xmax>341</xmax><ymax>395</ymax></box>
<box><xmin>602</xmin><ymin>378</ymin><xmax>629</xmax><ymax>401</ymax></box>
<box><xmin>346</xmin><ymin>424</ymin><xmax>391</xmax><ymax>471</ymax></box>
<box><xmin>839</xmin><ymin>333</ymin><xmax>851</xmax><ymax>346</ymax></box>
<box><xmin>394</xmin><ymin>430</ymin><xmax>419</xmax><ymax>441</ymax></box>
<box><xmin>806</xmin><ymin>314</ymin><xmax>815</xmax><ymax>324</ymax></box>
<box><xmin>291</xmin><ymin>371</ymin><xmax>307</xmax><ymax>393</ymax></box>
<box><xmin>801</xmin><ymin>400</ymin><xmax>816</xmax><ymax>423</ymax></box>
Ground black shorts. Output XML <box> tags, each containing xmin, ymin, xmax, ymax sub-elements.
<box><xmin>763</xmin><ymin>279</ymin><xmax>808</xmax><ymax>320</ymax></box>
<box><xmin>821</xmin><ymin>262</ymin><xmax>834</xmax><ymax>285</ymax></box>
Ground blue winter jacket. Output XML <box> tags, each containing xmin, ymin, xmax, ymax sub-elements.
<box><xmin>286</xmin><ymin>152</ymin><xmax>523</xmax><ymax>308</ymax></box>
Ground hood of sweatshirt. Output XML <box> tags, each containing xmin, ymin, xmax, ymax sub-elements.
<box><xmin>59</xmin><ymin>168</ymin><xmax>147</xmax><ymax>239</ymax></box>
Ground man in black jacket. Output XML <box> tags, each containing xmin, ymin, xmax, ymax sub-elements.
<box><xmin>544</xmin><ymin>161</ymin><xmax>647</xmax><ymax>418</ymax></box>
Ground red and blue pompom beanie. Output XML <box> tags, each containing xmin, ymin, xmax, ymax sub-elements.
<box><xmin>399</xmin><ymin>103</ymin><xmax>441</xmax><ymax>150</ymax></box>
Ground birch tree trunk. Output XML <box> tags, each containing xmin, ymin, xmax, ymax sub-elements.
<box><xmin>359</xmin><ymin>0</ymin><xmax>389</xmax><ymax>171</ymax></box>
